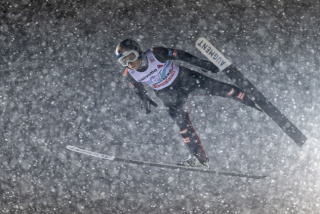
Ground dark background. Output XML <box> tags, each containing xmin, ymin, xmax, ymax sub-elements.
<box><xmin>1</xmin><ymin>0</ymin><xmax>319</xmax><ymax>213</ymax></box>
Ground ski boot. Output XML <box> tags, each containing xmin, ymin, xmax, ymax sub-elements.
<box><xmin>177</xmin><ymin>155</ymin><xmax>209</xmax><ymax>168</ymax></box>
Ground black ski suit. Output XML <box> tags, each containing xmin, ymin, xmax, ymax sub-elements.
<box><xmin>122</xmin><ymin>47</ymin><xmax>260</xmax><ymax>165</ymax></box>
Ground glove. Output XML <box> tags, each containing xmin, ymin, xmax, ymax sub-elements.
<box><xmin>200</xmin><ymin>61</ymin><xmax>219</xmax><ymax>73</ymax></box>
<box><xmin>140</xmin><ymin>97</ymin><xmax>158</xmax><ymax>114</ymax></box>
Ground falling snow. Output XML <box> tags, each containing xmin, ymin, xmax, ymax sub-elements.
<box><xmin>0</xmin><ymin>0</ymin><xmax>320</xmax><ymax>213</ymax></box>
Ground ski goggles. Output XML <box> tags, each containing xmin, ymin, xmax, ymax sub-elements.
<box><xmin>117</xmin><ymin>50</ymin><xmax>140</xmax><ymax>67</ymax></box>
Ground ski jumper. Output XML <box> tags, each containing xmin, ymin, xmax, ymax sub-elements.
<box><xmin>123</xmin><ymin>47</ymin><xmax>260</xmax><ymax>164</ymax></box>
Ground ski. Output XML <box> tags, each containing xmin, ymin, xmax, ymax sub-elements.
<box><xmin>67</xmin><ymin>145</ymin><xmax>267</xmax><ymax>179</ymax></box>
<box><xmin>195</xmin><ymin>37</ymin><xmax>307</xmax><ymax>147</ymax></box>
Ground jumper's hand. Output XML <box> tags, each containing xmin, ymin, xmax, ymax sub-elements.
<box><xmin>201</xmin><ymin>61</ymin><xmax>219</xmax><ymax>73</ymax></box>
<box><xmin>141</xmin><ymin>97</ymin><xmax>158</xmax><ymax>114</ymax></box>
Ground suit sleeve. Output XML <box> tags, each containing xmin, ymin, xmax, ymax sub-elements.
<box><xmin>122</xmin><ymin>68</ymin><xmax>149</xmax><ymax>101</ymax></box>
<box><xmin>152</xmin><ymin>46</ymin><xmax>219</xmax><ymax>73</ymax></box>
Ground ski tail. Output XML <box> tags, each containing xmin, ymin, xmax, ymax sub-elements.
<box><xmin>224</xmin><ymin>65</ymin><xmax>307</xmax><ymax>146</ymax></box>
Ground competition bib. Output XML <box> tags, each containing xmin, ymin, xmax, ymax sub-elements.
<box><xmin>128</xmin><ymin>50</ymin><xmax>179</xmax><ymax>90</ymax></box>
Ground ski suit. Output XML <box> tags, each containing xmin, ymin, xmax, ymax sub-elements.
<box><xmin>122</xmin><ymin>47</ymin><xmax>260</xmax><ymax>164</ymax></box>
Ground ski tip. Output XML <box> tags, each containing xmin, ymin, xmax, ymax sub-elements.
<box><xmin>66</xmin><ymin>145</ymin><xmax>76</xmax><ymax>150</ymax></box>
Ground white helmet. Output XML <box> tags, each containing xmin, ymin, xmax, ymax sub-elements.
<box><xmin>115</xmin><ymin>39</ymin><xmax>142</xmax><ymax>66</ymax></box>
